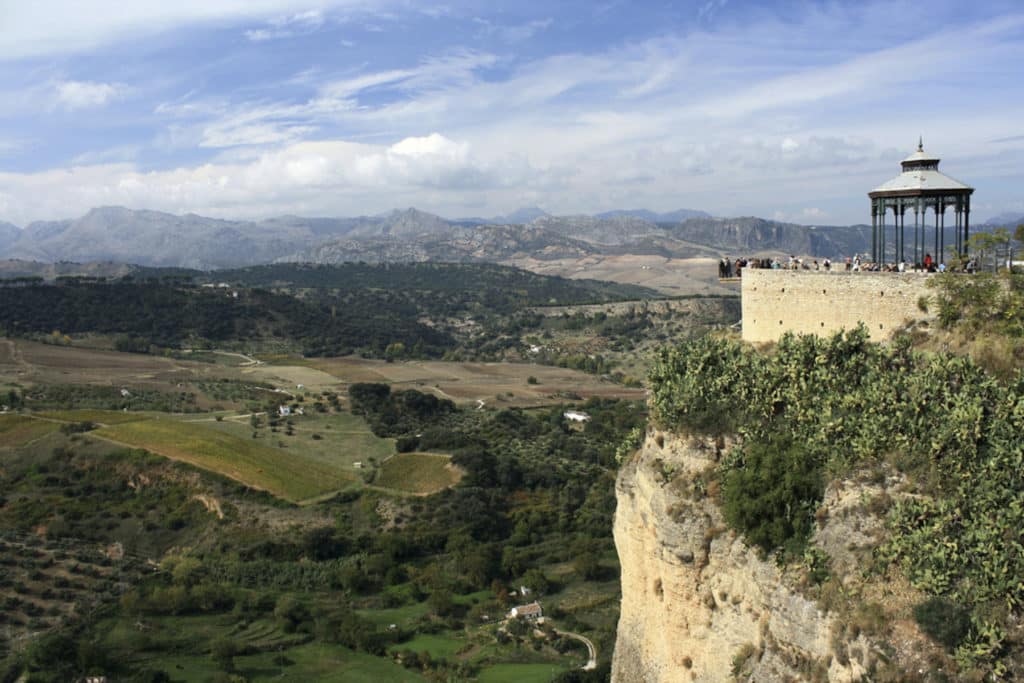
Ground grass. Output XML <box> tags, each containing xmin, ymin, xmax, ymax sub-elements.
<box><xmin>35</xmin><ymin>409</ymin><xmax>150</xmax><ymax>425</ymax></box>
<box><xmin>376</xmin><ymin>453</ymin><xmax>462</xmax><ymax>494</ymax></box>
<box><xmin>389</xmin><ymin>633</ymin><xmax>464</xmax><ymax>659</ymax></box>
<box><xmin>0</xmin><ymin>414</ymin><xmax>59</xmax><ymax>447</ymax></box>
<box><xmin>356</xmin><ymin>601</ymin><xmax>430</xmax><ymax>628</ymax></box>
<box><xmin>138</xmin><ymin>642</ymin><xmax>427</xmax><ymax>682</ymax></box>
<box><xmin>477</xmin><ymin>662</ymin><xmax>566</xmax><ymax>683</ymax></box>
<box><xmin>93</xmin><ymin>418</ymin><xmax>351</xmax><ymax>502</ymax></box>
<box><xmin>201</xmin><ymin>411</ymin><xmax>394</xmax><ymax>474</ymax></box>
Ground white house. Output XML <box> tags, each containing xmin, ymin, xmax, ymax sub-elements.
<box><xmin>509</xmin><ymin>601</ymin><xmax>543</xmax><ymax>621</ymax></box>
<box><xmin>563</xmin><ymin>410</ymin><xmax>591</xmax><ymax>423</ymax></box>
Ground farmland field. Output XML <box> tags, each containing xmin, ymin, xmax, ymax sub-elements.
<box><xmin>376</xmin><ymin>453</ymin><xmax>462</xmax><ymax>495</ymax></box>
<box><xmin>302</xmin><ymin>357</ymin><xmax>645</xmax><ymax>407</ymax></box>
<box><xmin>200</xmin><ymin>411</ymin><xmax>395</xmax><ymax>473</ymax></box>
<box><xmin>388</xmin><ymin>633</ymin><xmax>464</xmax><ymax>659</ymax></box>
<box><xmin>0</xmin><ymin>414</ymin><xmax>59</xmax><ymax>447</ymax></box>
<box><xmin>93</xmin><ymin>418</ymin><xmax>351</xmax><ymax>502</ymax></box>
<box><xmin>140</xmin><ymin>642</ymin><xmax>427</xmax><ymax>682</ymax></box>
<box><xmin>35</xmin><ymin>409</ymin><xmax>150</xmax><ymax>425</ymax></box>
<box><xmin>505</xmin><ymin>254</ymin><xmax>739</xmax><ymax>296</ymax></box>
<box><xmin>0</xmin><ymin>338</ymin><xmax>644</xmax><ymax>413</ymax></box>
<box><xmin>477</xmin><ymin>662</ymin><xmax>566</xmax><ymax>683</ymax></box>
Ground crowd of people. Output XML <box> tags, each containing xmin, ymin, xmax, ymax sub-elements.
<box><xmin>718</xmin><ymin>253</ymin><xmax>978</xmax><ymax>279</ymax></box>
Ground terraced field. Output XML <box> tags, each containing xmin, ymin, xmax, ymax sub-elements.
<box><xmin>93</xmin><ymin>419</ymin><xmax>350</xmax><ymax>502</ymax></box>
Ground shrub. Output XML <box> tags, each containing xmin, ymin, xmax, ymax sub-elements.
<box><xmin>913</xmin><ymin>597</ymin><xmax>970</xmax><ymax>650</ymax></box>
<box><xmin>721</xmin><ymin>433</ymin><xmax>823</xmax><ymax>556</ymax></box>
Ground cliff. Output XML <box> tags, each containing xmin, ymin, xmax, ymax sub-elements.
<box><xmin>612</xmin><ymin>430</ymin><xmax>915</xmax><ymax>682</ymax></box>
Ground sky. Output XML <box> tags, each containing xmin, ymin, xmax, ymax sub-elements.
<box><xmin>0</xmin><ymin>0</ymin><xmax>1022</xmax><ymax>226</ymax></box>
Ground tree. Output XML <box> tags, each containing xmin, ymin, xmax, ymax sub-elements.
<box><xmin>210</xmin><ymin>638</ymin><xmax>238</xmax><ymax>672</ymax></box>
<box><xmin>572</xmin><ymin>551</ymin><xmax>602</xmax><ymax>581</ymax></box>
<box><xmin>428</xmin><ymin>587</ymin><xmax>454</xmax><ymax>617</ymax></box>
<box><xmin>521</xmin><ymin>568</ymin><xmax>550</xmax><ymax>596</ymax></box>
<box><xmin>967</xmin><ymin>228</ymin><xmax>1011</xmax><ymax>272</ymax></box>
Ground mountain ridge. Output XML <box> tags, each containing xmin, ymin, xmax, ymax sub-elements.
<box><xmin>0</xmin><ymin>205</ymin><xmax>876</xmax><ymax>268</ymax></box>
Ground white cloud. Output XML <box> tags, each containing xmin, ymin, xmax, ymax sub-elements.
<box><xmin>474</xmin><ymin>17</ymin><xmax>553</xmax><ymax>43</ymax></box>
<box><xmin>55</xmin><ymin>80</ymin><xmax>123</xmax><ymax>109</ymax></box>
<box><xmin>0</xmin><ymin>133</ymin><xmax>536</xmax><ymax>223</ymax></box>
<box><xmin>2</xmin><ymin>1</ymin><xmax>1024</xmax><ymax>225</ymax></box>
<box><xmin>698</xmin><ymin>0</ymin><xmax>729</xmax><ymax>21</ymax></box>
<box><xmin>0</xmin><ymin>1</ymin><xmax>373</xmax><ymax>60</ymax></box>
<box><xmin>802</xmin><ymin>207</ymin><xmax>825</xmax><ymax>218</ymax></box>
<box><xmin>245</xmin><ymin>9</ymin><xmax>325</xmax><ymax>41</ymax></box>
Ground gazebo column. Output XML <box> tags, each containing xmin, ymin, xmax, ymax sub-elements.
<box><xmin>963</xmin><ymin>198</ymin><xmax>970</xmax><ymax>258</ymax></box>
<box><xmin>899</xmin><ymin>201</ymin><xmax>906</xmax><ymax>263</ymax></box>
<box><xmin>939</xmin><ymin>200</ymin><xmax>946</xmax><ymax>264</ymax></box>
<box><xmin>896</xmin><ymin>204</ymin><xmax>902</xmax><ymax>263</ymax></box>
<box><xmin>934</xmin><ymin>204</ymin><xmax>939</xmax><ymax>263</ymax></box>
<box><xmin>917</xmin><ymin>201</ymin><xmax>925</xmax><ymax>266</ymax></box>
<box><xmin>953</xmin><ymin>200</ymin><xmax>959</xmax><ymax>257</ymax></box>
<box><xmin>871</xmin><ymin>203</ymin><xmax>877</xmax><ymax>263</ymax></box>
<box><xmin>876</xmin><ymin>202</ymin><xmax>884</xmax><ymax>264</ymax></box>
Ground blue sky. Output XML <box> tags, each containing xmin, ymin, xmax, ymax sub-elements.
<box><xmin>0</xmin><ymin>0</ymin><xmax>1022</xmax><ymax>226</ymax></box>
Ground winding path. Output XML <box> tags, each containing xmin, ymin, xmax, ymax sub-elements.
<box><xmin>555</xmin><ymin>628</ymin><xmax>597</xmax><ymax>671</ymax></box>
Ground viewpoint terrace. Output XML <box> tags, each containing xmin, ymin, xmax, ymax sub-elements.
<box><xmin>741</xmin><ymin>141</ymin><xmax>974</xmax><ymax>343</ymax></box>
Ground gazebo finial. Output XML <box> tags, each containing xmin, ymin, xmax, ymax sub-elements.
<box><xmin>918</xmin><ymin>135</ymin><xmax>923</xmax><ymax>152</ymax></box>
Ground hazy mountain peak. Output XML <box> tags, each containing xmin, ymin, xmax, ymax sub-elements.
<box><xmin>595</xmin><ymin>208</ymin><xmax>711</xmax><ymax>222</ymax></box>
<box><xmin>499</xmin><ymin>207</ymin><xmax>549</xmax><ymax>224</ymax></box>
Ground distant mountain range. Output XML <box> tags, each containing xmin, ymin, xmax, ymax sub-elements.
<box><xmin>982</xmin><ymin>212</ymin><xmax>1024</xmax><ymax>228</ymax></box>
<box><xmin>0</xmin><ymin>205</ymin><xmax>881</xmax><ymax>270</ymax></box>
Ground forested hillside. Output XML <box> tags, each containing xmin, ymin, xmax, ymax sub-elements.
<box><xmin>0</xmin><ymin>281</ymin><xmax>453</xmax><ymax>358</ymax></box>
<box><xmin>0</xmin><ymin>263</ymin><xmax>661</xmax><ymax>359</ymax></box>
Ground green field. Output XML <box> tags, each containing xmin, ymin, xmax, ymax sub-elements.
<box><xmin>477</xmin><ymin>662</ymin><xmax>566</xmax><ymax>683</ymax></box>
<box><xmin>139</xmin><ymin>642</ymin><xmax>427</xmax><ymax>682</ymax></box>
<box><xmin>357</xmin><ymin>601</ymin><xmax>430</xmax><ymax>628</ymax></box>
<box><xmin>388</xmin><ymin>633</ymin><xmax>464</xmax><ymax>659</ymax></box>
<box><xmin>0</xmin><ymin>414</ymin><xmax>59</xmax><ymax>447</ymax></box>
<box><xmin>203</xmin><ymin>411</ymin><xmax>395</xmax><ymax>472</ymax></box>
<box><xmin>376</xmin><ymin>453</ymin><xmax>462</xmax><ymax>494</ymax></box>
<box><xmin>94</xmin><ymin>418</ymin><xmax>351</xmax><ymax>502</ymax></box>
<box><xmin>35</xmin><ymin>409</ymin><xmax>151</xmax><ymax>425</ymax></box>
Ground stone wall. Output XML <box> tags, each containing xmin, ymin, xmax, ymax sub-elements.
<box><xmin>741</xmin><ymin>269</ymin><xmax>933</xmax><ymax>343</ymax></box>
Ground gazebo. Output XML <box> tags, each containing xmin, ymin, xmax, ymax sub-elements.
<box><xmin>868</xmin><ymin>139</ymin><xmax>974</xmax><ymax>266</ymax></box>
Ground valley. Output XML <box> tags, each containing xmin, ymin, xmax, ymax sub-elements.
<box><xmin>0</xmin><ymin>261</ymin><xmax>726</xmax><ymax>681</ymax></box>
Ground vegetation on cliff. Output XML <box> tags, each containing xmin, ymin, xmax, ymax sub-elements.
<box><xmin>648</xmin><ymin>327</ymin><xmax>1024</xmax><ymax>676</ymax></box>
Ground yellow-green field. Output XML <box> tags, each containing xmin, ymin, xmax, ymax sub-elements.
<box><xmin>94</xmin><ymin>419</ymin><xmax>352</xmax><ymax>502</ymax></box>
<box><xmin>376</xmin><ymin>453</ymin><xmax>462</xmax><ymax>495</ymax></box>
<box><xmin>199</xmin><ymin>412</ymin><xmax>395</xmax><ymax>472</ymax></box>
<box><xmin>0</xmin><ymin>414</ymin><xmax>59</xmax><ymax>448</ymax></box>
<box><xmin>35</xmin><ymin>409</ymin><xmax>150</xmax><ymax>425</ymax></box>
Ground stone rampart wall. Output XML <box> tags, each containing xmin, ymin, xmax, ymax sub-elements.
<box><xmin>741</xmin><ymin>269</ymin><xmax>933</xmax><ymax>343</ymax></box>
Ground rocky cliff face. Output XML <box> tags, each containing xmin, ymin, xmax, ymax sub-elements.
<box><xmin>613</xmin><ymin>431</ymin><xmax>876</xmax><ymax>682</ymax></box>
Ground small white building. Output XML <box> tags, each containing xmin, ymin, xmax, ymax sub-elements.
<box><xmin>278</xmin><ymin>405</ymin><xmax>291</xmax><ymax>416</ymax></box>
<box><xmin>509</xmin><ymin>601</ymin><xmax>543</xmax><ymax>621</ymax></box>
<box><xmin>563</xmin><ymin>410</ymin><xmax>590</xmax><ymax>423</ymax></box>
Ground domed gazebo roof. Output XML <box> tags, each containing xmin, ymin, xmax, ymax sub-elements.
<box><xmin>870</xmin><ymin>139</ymin><xmax>973</xmax><ymax>198</ymax></box>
